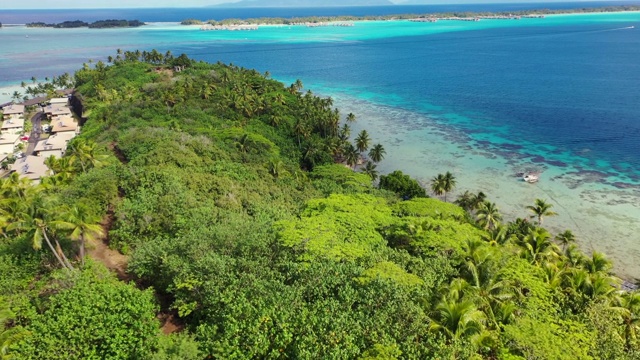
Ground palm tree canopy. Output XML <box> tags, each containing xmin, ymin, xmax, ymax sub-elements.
<box><xmin>368</xmin><ymin>143</ymin><xmax>386</xmax><ymax>163</ymax></box>
<box><xmin>355</xmin><ymin>130</ymin><xmax>371</xmax><ymax>153</ymax></box>
<box><xmin>430</xmin><ymin>299</ymin><xmax>485</xmax><ymax>340</ymax></box>
<box><xmin>431</xmin><ymin>174</ymin><xmax>446</xmax><ymax>197</ymax></box>
<box><xmin>476</xmin><ymin>201</ymin><xmax>502</xmax><ymax>230</ymax></box>
<box><xmin>526</xmin><ymin>198</ymin><xmax>558</xmax><ymax>224</ymax></box>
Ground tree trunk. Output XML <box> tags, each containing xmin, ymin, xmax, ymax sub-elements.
<box><xmin>55</xmin><ymin>240</ymin><xmax>74</xmax><ymax>271</ymax></box>
<box><xmin>79</xmin><ymin>235</ymin><xmax>85</xmax><ymax>267</ymax></box>
<box><xmin>42</xmin><ymin>229</ymin><xmax>72</xmax><ymax>270</ymax></box>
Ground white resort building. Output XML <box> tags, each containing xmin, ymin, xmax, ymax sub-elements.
<box><xmin>1</xmin><ymin>104</ymin><xmax>26</xmax><ymax>134</ymax></box>
<box><xmin>10</xmin><ymin>155</ymin><xmax>51</xmax><ymax>183</ymax></box>
<box><xmin>33</xmin><ymin>131</ymin><xmax>77</xmax><ymax>159</ymax></box>
<box><xmin>0</xmin><ymin>133</ymin><xmax>21</xmax><ymax>163</ymax></box>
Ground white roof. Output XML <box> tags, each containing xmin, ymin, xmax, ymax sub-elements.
<box><xmin>49</xmin><ymin>98</ymin><xmax>69</xmax><ymax>105</ymax></box>
<box><xmin>11</xmin><ymin>155</ymin><xmax>49</xmax><ymax>181</ymax></box>
<box><xmin>1</xmin><ymin>104</ymin><xmax>25</xmax><ymax>115</ymax></box>
<box><xmin>45</xmin><ymin>105</ymin><xmax>72</xmax><ymax>116</ymax></box>
<box><xmin>51</xmin><ymin>116</ymin><xmax>78</xmax><ymax>133</ymax></box>
<box><xmin>0</xmin><ymin>133</ymin><xmax>20</xmax><ymax>145</ymax></box>
<box><xmin>1</xmin><ymin>116</ymin><xmax>25</xmax><ymax>130</ymax></box>
<box><xmin>34</xmin><ymin>132</ymin><xmax>76</xmax><ymax>153</ymax></box>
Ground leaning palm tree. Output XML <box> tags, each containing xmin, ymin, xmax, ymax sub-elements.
<box><xmin>355</xmin><ymin>130</ymin><xmax>371</xmax><ymax>154</ymax></box>
<box><xmin>368</xmin><ymin>144</ymin><xmax>386</xmax><ymax>163</ymax></box>
<box><xmin>54</xmin><ymin>204</ymin><xmax>104</xmax><ymax>267</ymax></box>
<box><xmin>6</xmin><ymin>195</ymin><xmax>73</xmax><ymax>270</ymax></box>
<box><xmin>476</xmin><ymin>201</ymin><xmax>502</xmax><ymax>230</ymax></box>
<box><xmin>526</xmin><ymin>199</ymin><xmax>557</xmax><ymax>225</ymax></box>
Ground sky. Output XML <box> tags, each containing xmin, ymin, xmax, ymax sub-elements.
<box><xmin>5</xmin><ymin>0</ymin><xmax>610</xmax><ymax>10</ymax></box>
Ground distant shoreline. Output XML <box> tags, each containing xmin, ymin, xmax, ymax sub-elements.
<box><xmin>179</xmin><ymin>5</ymin><xmax>640</xmax><ymax>26</ymax></box>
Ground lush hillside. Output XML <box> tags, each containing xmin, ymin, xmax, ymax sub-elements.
<box><xmin>1</xmin><ymin>52</ymin><xmax>639</xmax><ymax>359</ymax></box>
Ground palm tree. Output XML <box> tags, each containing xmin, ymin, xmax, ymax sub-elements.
<box><xmin>368</xmin><ymin>144</ymin><xmax>386</xmax><ymax>163</ymax></box>
<box><xmin>6</xmin><ymin>195</ymin><xmax>73</xmax><ymax>270</ymax></box>
<box><xmin>614</xmin><ymin>291</ymin><xmax>640</xmax><ymax>350</ymax></box>
<box><xmin>582</xmin><ymin>252</ymin><xmax>612</xmax><ymax>275</ymax></box>
<box><xmin>482</xmin><ymin>225</ymin><xmax>512</xmax><ymax>246</ymax></box>
<box><xmin>430</xmin><ymin>299</ymin><xmax>485</xmax><ymax>341</ymax></box>
<box><xmin>67</xmin><ymin>139</ymin><xmax>109</xmax><ymax>172</ymax></box>
<box><xmin>235</xmin><ymin>134</ymin><xmax>252</xmax><ymax>159</ymax></box>
<box><xmin>293</xmin><ymin>119</ymin><xmax>309</xmax><ymax>148</ymax></box>
<box><xmin>442</xmin><ymin>172</ymin><xmax>456</xmax><ymax>202</ymax></box>
<box><xmin>517</xmin><ymin>227</ymin><xmax>559</xmax><ymax>265</ymax></box>
<box><xmin>431</xmin><ymin>173</ymin><xmax>446</xmax><ymax>199</ymax></box>
<box><xmin>346</xmin><ymin>112</ymin><xmax>356</xmax><ymax>123</ymax></box>
<box><xmin>55</xmin><ymin>204</ymin><xmax>105</xmax><ymax>266</ymax></box>
<box><xmin>555</xmin><ymin>230</ymin><xmax>576</xmax><ymax>252</ymax></box>
<box><xmin>562</xmin><ymin>244</ymin><xmax>586</xmax><ymax>269</ymax></box>
<box><xmin>361</xmin><ymin>161</ymin><xmax>379</xmax><ymax>181</ymax></box>
<box><xmin>344</xmin><ymin>143</ymin><xmax>359</xmax><ymax>169</ymax></box>
<box><xmin>431</xmin><ymin>172</ymin><xmax>456</xmax><ymax>202</ymax></box>
<box><xmin>526</xmin><ymin>199</ymin><xmax>557</xmax><ymax>225</ymax></box>
<box><xmin>267</xmin><ymin>159</ymin><xmax>289</xmax><ymax>179</ymax></box>
<box><xmin>0</xmin><ymin>302</ymin><xmax>29</xmax><ymax>360</ymax></box>
<box><xmin>355</xmin><ymin>130</ymin><xmax>371</xmax><ymax>154</ymax></box>
<box><xmin>476</xmin><ymin>201</ymin><xmax>502</xmax><ymax>230</ymax></box>
<box><xmin>455</xmin><ymin>191</ymin><xmax>474</xmax><ymax>212</ymax></box>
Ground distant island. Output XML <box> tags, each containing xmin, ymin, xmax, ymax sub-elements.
<box><xmin>26</xmin><ymin>19</ymin><xmax>145</xmax><ymax>29</ymax></box>
<box><xmin>214</xmin><ymin>0</ymin><xmax>393</xmax><ymax>7</ymax></box>
<box><xmin>182</xmin><ymin>5</ymin><xmax>640</xmax><ymax>26</ymax></box>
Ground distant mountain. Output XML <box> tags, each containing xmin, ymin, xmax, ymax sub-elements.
<box><xmin>215</xmin><ymin>0</ymin><xmax>394</xmax><ymax>7</ymax></box>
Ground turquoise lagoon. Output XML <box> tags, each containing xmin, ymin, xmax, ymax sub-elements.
<box><xmin>1</xmin><ymin>11</ymin><xmax>640</xmax><ymax>277</ymax></box>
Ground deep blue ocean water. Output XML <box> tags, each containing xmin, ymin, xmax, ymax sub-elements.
<box><xmin>176</xmin><ymin>20</ymin><xmax>640</xmax><ymax>182</ymax></box>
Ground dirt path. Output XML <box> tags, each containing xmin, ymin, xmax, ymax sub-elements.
<box><xmin>88</xmin><ymin>207</ymin><xmax>183</xmax><ymax>334</ymax></box>
<box><xmin>88</xmin><ymin>210</ymin><xmax>129</xmax><ymax>281</ymax></box>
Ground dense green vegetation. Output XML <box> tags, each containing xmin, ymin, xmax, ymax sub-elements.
<box><xmin>1</xmin><ymin>51</ymin><xmax>639</xmax><ymax>359</ymax></box>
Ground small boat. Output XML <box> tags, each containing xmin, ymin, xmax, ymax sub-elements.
<box><xmin>523</xmin><ymin>173</ymin><xmax>539</xmax><ymax>183</ymax></box>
